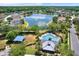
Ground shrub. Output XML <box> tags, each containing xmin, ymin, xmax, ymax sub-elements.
<box><xmin>6</xmin><ymin>30</ymin><xmax>19</xmax><ymax>41</ymax></box>
<box><xmin>10</xmin><ymin>44</ymin><xmax>26</xmax><ymax>56</ymax></box>
<box><xmin>35</xmin><ymin>50</ymin><xmax>42</xmax><ymax>56</ymax></box>
<box><xmin>25</xmin><ymin>46</ymin><xmax>37</xmax><ymax>55</ymax></box>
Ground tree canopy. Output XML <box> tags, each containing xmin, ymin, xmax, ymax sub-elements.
<box><xmin>6</xmin><ymin>30</ymin><xmax>19</xmax><ymax>41</ymax></box>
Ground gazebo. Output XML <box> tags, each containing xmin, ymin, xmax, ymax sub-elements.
<box><xmin>39</xmin><ymin>33</ymin><xmax>60</xmax><ymax>51</ymax></box>
<box><xmin>42</xmin><ymin>41</ymin><xmax>56</xmax><ymax>51</ymax></box>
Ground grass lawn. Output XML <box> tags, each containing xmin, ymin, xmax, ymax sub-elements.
<box><xmin>39</xmin><ymin>30</ymin><xmax>48</xmax><ymax>34</ymax></box>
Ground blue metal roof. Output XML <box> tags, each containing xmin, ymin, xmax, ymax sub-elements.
<box><xmin>24</xmin><ymin>14</ymin><xmax>53</xmax><ymax>26</ymax></box>
<box><xmin>13</xmin><ymin>36</ymin><xmax>25</xmax><ymax>41</ymax></box>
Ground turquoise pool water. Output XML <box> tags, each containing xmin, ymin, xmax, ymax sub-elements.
<box><xmin>39</xmin><ymin>33</ymin><xmax>60</xmax><ymax>43</ymax></box>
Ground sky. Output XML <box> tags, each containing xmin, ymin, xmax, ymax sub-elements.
<box><xmin>0</xmin><ymin>0</ymin><xmax>79</xmax><ymax>6</ymax></box>
<box><xmin>0</xmin><ymin>0</ymin><xmax>79</xmax><ymax>3</ymax></box>
<box><xmin>0</xmin><ymin>3</ymin><xmax>79</xmax><ymax>6</ymax></box>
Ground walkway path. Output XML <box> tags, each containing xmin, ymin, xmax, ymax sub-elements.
<box><xmin>0</xmin><ymin>46</ymin><xmax>11</xmax><ymax>56</ymax></box>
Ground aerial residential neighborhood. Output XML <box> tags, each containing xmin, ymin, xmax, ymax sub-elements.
<box><xmin>0</xmin><ymin>3</ymin><xmax>79</xmax><ymax>56</ymax></box>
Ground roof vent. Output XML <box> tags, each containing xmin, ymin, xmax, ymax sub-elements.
<box><xmin>49</xmin><ymin>38</ymin><xmax>52</xmax><ymax>41</ymax></box>
<box><xmin>48</xmin><ymin>44</ymin><xmax>51</xmax><ymax>46</ymax></box>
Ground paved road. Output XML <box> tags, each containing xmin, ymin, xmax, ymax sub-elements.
<box><xmin>70</xmin><ymin>20</ymin><xmax>79</xmax><ymax>56</ymax></box>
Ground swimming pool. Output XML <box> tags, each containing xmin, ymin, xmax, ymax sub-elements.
<box><xmin>24</xmin><ymin>14</ymin><xmax>53</xmax><ymax>27</ymax></box>
<box><xmin>39</xmin><ymin>33</ymin><xmax>60</xmax><ymax>44</ymax></box>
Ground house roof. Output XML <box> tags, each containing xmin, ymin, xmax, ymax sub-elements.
<box><xmin>0</xmin><ymin>13</ymin><xmax>5</xmax><ymax>19</ymax></box>
<box><xmin>13</xmin><ymin>36</ymin><xmax>25</xmax><ymax>41</ymax></box>
<box><xmin>58</xmin><ymin>16</ymin><xmax>66</xmax><ymax>21</ymax></box>
<box><xmin>39</xmin><ymin>33</ymin><xmax>60</xmax><ymax>44</ymax></box>
<box><xmin>42</xmin><ymin>41</ymin><xmax>55</xmax><ymax>51</ymax></box>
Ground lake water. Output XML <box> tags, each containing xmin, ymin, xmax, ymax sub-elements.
<box><xmin>24</xmin><ymin>14</ymin><xmax>53</xmax><ymax>27</ymax></box>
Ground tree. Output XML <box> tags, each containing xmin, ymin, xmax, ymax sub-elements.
<box><xmin>10</xmin><ymin>44</ymin><xmax>26</xmax><ymax>56</ymax></box>
<box><xmin>0</xmin><ymin>21</ymin><xmax>14</xmax><ymax>34</ymax></box>
<box><xmin>58</xmin><ymin>43</ymin><xmax>73</xmax><ymax>56</ymax></box>
<box><xmin>48</xmin><ymin>23</ymin><xmax>61</xmax><ymax>32</ymax></box>
<box><xmin>53</xmin><ymin>17</ymin><xmax>58</xmax><ymax>23</ymax></box>
<box><xmin>6</xmin><ymin>30</ymin><xmax>19</xmax><ymax>41</ymax></box>
<box><xmin>66</xmin><ymin>16</ymin><xmax>71</xmax><ymax>22</ymax></box>
<box><xmin>35</xmin><ymin>40</ymin><xmax>41</xmax><ymax>50</ymax></box>
<box><xmin>17</xmin><ymin>24</ymin><xmax>26</xmax><ymax>31</ymax></box>
<box><xmin>7</xmin><ymin>17</ymin><xmax>13</xmax><ymax>24</ymax></box>
<box><xmin>30</xmin><ymin>25</ymin><xmax>39</xmax><ymax>31</ymax></box>
<box><xmin>35</xmin><ymin>50</ymin><xmax>42</xmax><ymax>56</ymax></box>
<box><xmin>20</xmin><ymin>19</ymin><xmax>24</xmax><ymax>24</ymax></box>
<box><xmin>73</xmin><ymin>18</ymin><xmax>79</xmax><ymax>32</ymax></box>
<box><xmin>28</xmin><ymin>25</ymin><xmax>40</xmax><ymax>34</ymax></box>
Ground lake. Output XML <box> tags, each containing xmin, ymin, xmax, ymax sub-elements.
<box><xmin>24</xmin><ymin>14</ymin><xmax>53</xmax><ymax>27</ymax></box>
